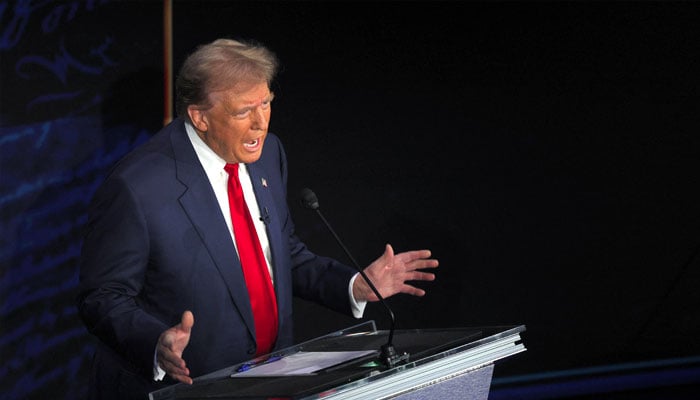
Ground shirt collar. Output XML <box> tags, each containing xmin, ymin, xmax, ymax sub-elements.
<box><xmin>185</xmin><ymin>121</ymin><xmax>228</xmax><ymax>174</ymax></box>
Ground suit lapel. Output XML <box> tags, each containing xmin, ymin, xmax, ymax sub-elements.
<box><xmin>169</xmin><ymin>123</ymin><xmax>256</xmax><ymax>340</ymax></box>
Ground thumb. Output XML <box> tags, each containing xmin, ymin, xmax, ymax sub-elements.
<box><xmin>181</xmin><ymin>310</ymin><xmax>194</xmax><ymax>333</ymax></box>
<box><xmin>384</xmin><ymin>243</ymin><xmax>394</xmax><ymax>260</ymax></box>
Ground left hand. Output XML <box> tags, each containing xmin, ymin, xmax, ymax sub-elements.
<box><xmin>353</xmin><ymin>244</ymin><xmax>439</xmax><ymax>302</ymax></box>
<box><xmin>157</xmin><ymin>310</ymin><xmax>195</xmax><ymax>384</ymax></box>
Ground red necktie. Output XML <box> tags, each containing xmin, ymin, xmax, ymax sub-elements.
<box><xmin>224</xmin><ymin>163</ymin><xmax>278</xmax><ymax>356</ymax></box>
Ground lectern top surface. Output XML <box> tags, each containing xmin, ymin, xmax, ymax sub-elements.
<box><xmin>149</xmin><ymin>323</ymin><xmax>526</xmax><ymax>400</ymax></box>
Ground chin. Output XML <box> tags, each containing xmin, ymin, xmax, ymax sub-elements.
<box><xmin>241</xmin><ymin>153</ymin><xmax>263</xmax><ymax>164</ymax></box>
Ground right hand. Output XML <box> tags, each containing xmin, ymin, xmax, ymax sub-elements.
<box><xmin>157</xmin><ymin>310</ymin><xmax>194</xmax><ymax>384</ymax></box>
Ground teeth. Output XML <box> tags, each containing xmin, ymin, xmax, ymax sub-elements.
<box><xmin>245</xmin><ymin>139</ymin><xmax>258</xmax><ymax>147</ymax></box>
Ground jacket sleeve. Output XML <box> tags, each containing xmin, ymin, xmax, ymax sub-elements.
<box><xmin>263</xmin><ymin>134</ymin><xmax>358</xmax><ymax>315</ymax></box>
<box><xmin>76</xmin><ymin>172</ymin><xmax>169</xmax><ymax>377</ymax></box>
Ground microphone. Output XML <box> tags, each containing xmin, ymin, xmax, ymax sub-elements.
<box><xmin>299</xmin><ymin>188</ymin><xmax>409</xmax><ymax>368</ymax></box>
<box><xmin>259</xmin><ymin>207</ymin><xmax>271</xmax><ymax>225</ymax></box>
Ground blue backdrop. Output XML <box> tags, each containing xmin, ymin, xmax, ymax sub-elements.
<box><xmin>1</xmin><ymin>1</ymin><xmax>161</xmax><ymax>398</ymax></box>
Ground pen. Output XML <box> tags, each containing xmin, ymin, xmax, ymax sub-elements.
<box><xmin>236</xmin><ymin>355</ymin><xmax>282</xmax><ymax>372</ymax></box>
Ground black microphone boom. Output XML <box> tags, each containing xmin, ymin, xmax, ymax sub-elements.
<box><xmin>299</xmin><ymin>188</ymin><xmax>409</xmax><ymax>368</ymax></box>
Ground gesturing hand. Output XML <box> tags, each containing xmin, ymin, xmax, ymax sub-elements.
<box><xmin>353</xmin><ymin>244</ymin><xmax>439</xmax><ymax>302</ymax></box>
<box><xmin>157</xmin><ymin>310</ymin><xmax>194</xmax><ymax>384</ymax></box>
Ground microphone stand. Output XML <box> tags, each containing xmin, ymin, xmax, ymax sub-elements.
<box><xmin>301</xmin><ymin>189</ymin><xmax>409</xmax><ymax>368</ymax></box>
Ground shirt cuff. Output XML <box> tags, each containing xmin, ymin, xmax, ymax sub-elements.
<box><xmin>154</xmin><ymin>347</ymin><xmax>166</xmax><ymax>381</ymax></box>
<box><xmin>348</xmin><ymin>273</ymin><xmax>367</xmax><ymax>318</ymax></box>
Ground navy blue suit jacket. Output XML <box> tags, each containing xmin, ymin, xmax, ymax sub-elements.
<box><xmin>77</xmin><ymin>119</ymin><xmax>357</xmax><ymax>399</ymax></box>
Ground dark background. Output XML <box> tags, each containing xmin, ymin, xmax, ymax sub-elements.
<box><xmin>2</xmin><ymin>1</ymin><xmax>700</xmax><ymax>399</ymax></box>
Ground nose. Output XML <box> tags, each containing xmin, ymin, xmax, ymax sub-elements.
<box><xmin>251</xmin><ymin>105</ymin><xmax>269</xmax><ymax>131</ymax></box>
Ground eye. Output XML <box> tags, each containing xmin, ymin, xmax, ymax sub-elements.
<box><xmin>260</xmin><ymin>93</ymin><xmax>275</xmax><ymax>110</ymax></box>
<box><xmin>232</xmin><ymin>109</ymin><xmax>251</xmax><ymax>119</ymax></box>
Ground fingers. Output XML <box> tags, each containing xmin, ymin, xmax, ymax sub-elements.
<box><xmin>402</xmin><ymin>285</ymin><xmax>427</xmax><ymax>297</ymax></box>
<box><xmin>170</xmin><ymin>371</ymin><xmax>193</xmax><ymax>385</ymax></box>
<box><xmin>159</xmin><ymin>353</ymin><xmax>189</xmax><ymax>375</ymax></box>
<box><xmin>408</xmin><ymin>259</ymin><xmax>439</xmax><ymax>272</ymax></box>
<box><xmin>166</xmin><ymin>365</ymin><xmax>192</xmax><ymax>385</ymax></box>
<box><xmin>157</xmin><ymin>336</ymin><xmax>188</xmax><ymax>370</ymax></box>
<box><xmin>394</xmin><ymin>252</ymin><xmax>439</xmax><ymax>272</ymax></box>
<box><xmin>395</xmin><ymin>248</ymin><xmax>432</xmax><ymax>259</ymax></box>
<box><xmin>157</xmin><ymin>347</ymin><xmax>193</xmax><ymax>384</ymax></box>
<box><xmin>409</xmin><ymin>270</ymin><xmax>436</xmax><ymax>282</ymax></box>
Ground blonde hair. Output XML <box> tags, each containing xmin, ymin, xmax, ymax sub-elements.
<box><xmin>175</xmin><ymin>38</ymin><xmax>279</xmax><ymax>121</ymax></box>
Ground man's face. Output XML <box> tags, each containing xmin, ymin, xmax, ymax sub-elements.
<box><xmin>189</xmin><ymin>81</ymin><xmax>274</xmax><ymax>164</ymax></box>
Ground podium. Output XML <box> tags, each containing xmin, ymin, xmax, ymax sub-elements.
<box><xmin>149</xmin><ymin>322</ymin><xmax>526</xmax><ymax>400</ymax></box>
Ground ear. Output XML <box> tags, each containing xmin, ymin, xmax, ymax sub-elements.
<box><xmin>187</xmin><ymin>106</ymin><xmax>208</xmax><ymax>132</ymax></box>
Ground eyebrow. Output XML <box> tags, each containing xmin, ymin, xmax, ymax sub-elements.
<box><xmin>240</xmin><ymin>92</ymin><xmax>274</xmax><ymax>107</ymax></box>
<box><xmin>226</xmin><ymin>93</ymin><xmax>274</xmax><ymax>115</ymax></box>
